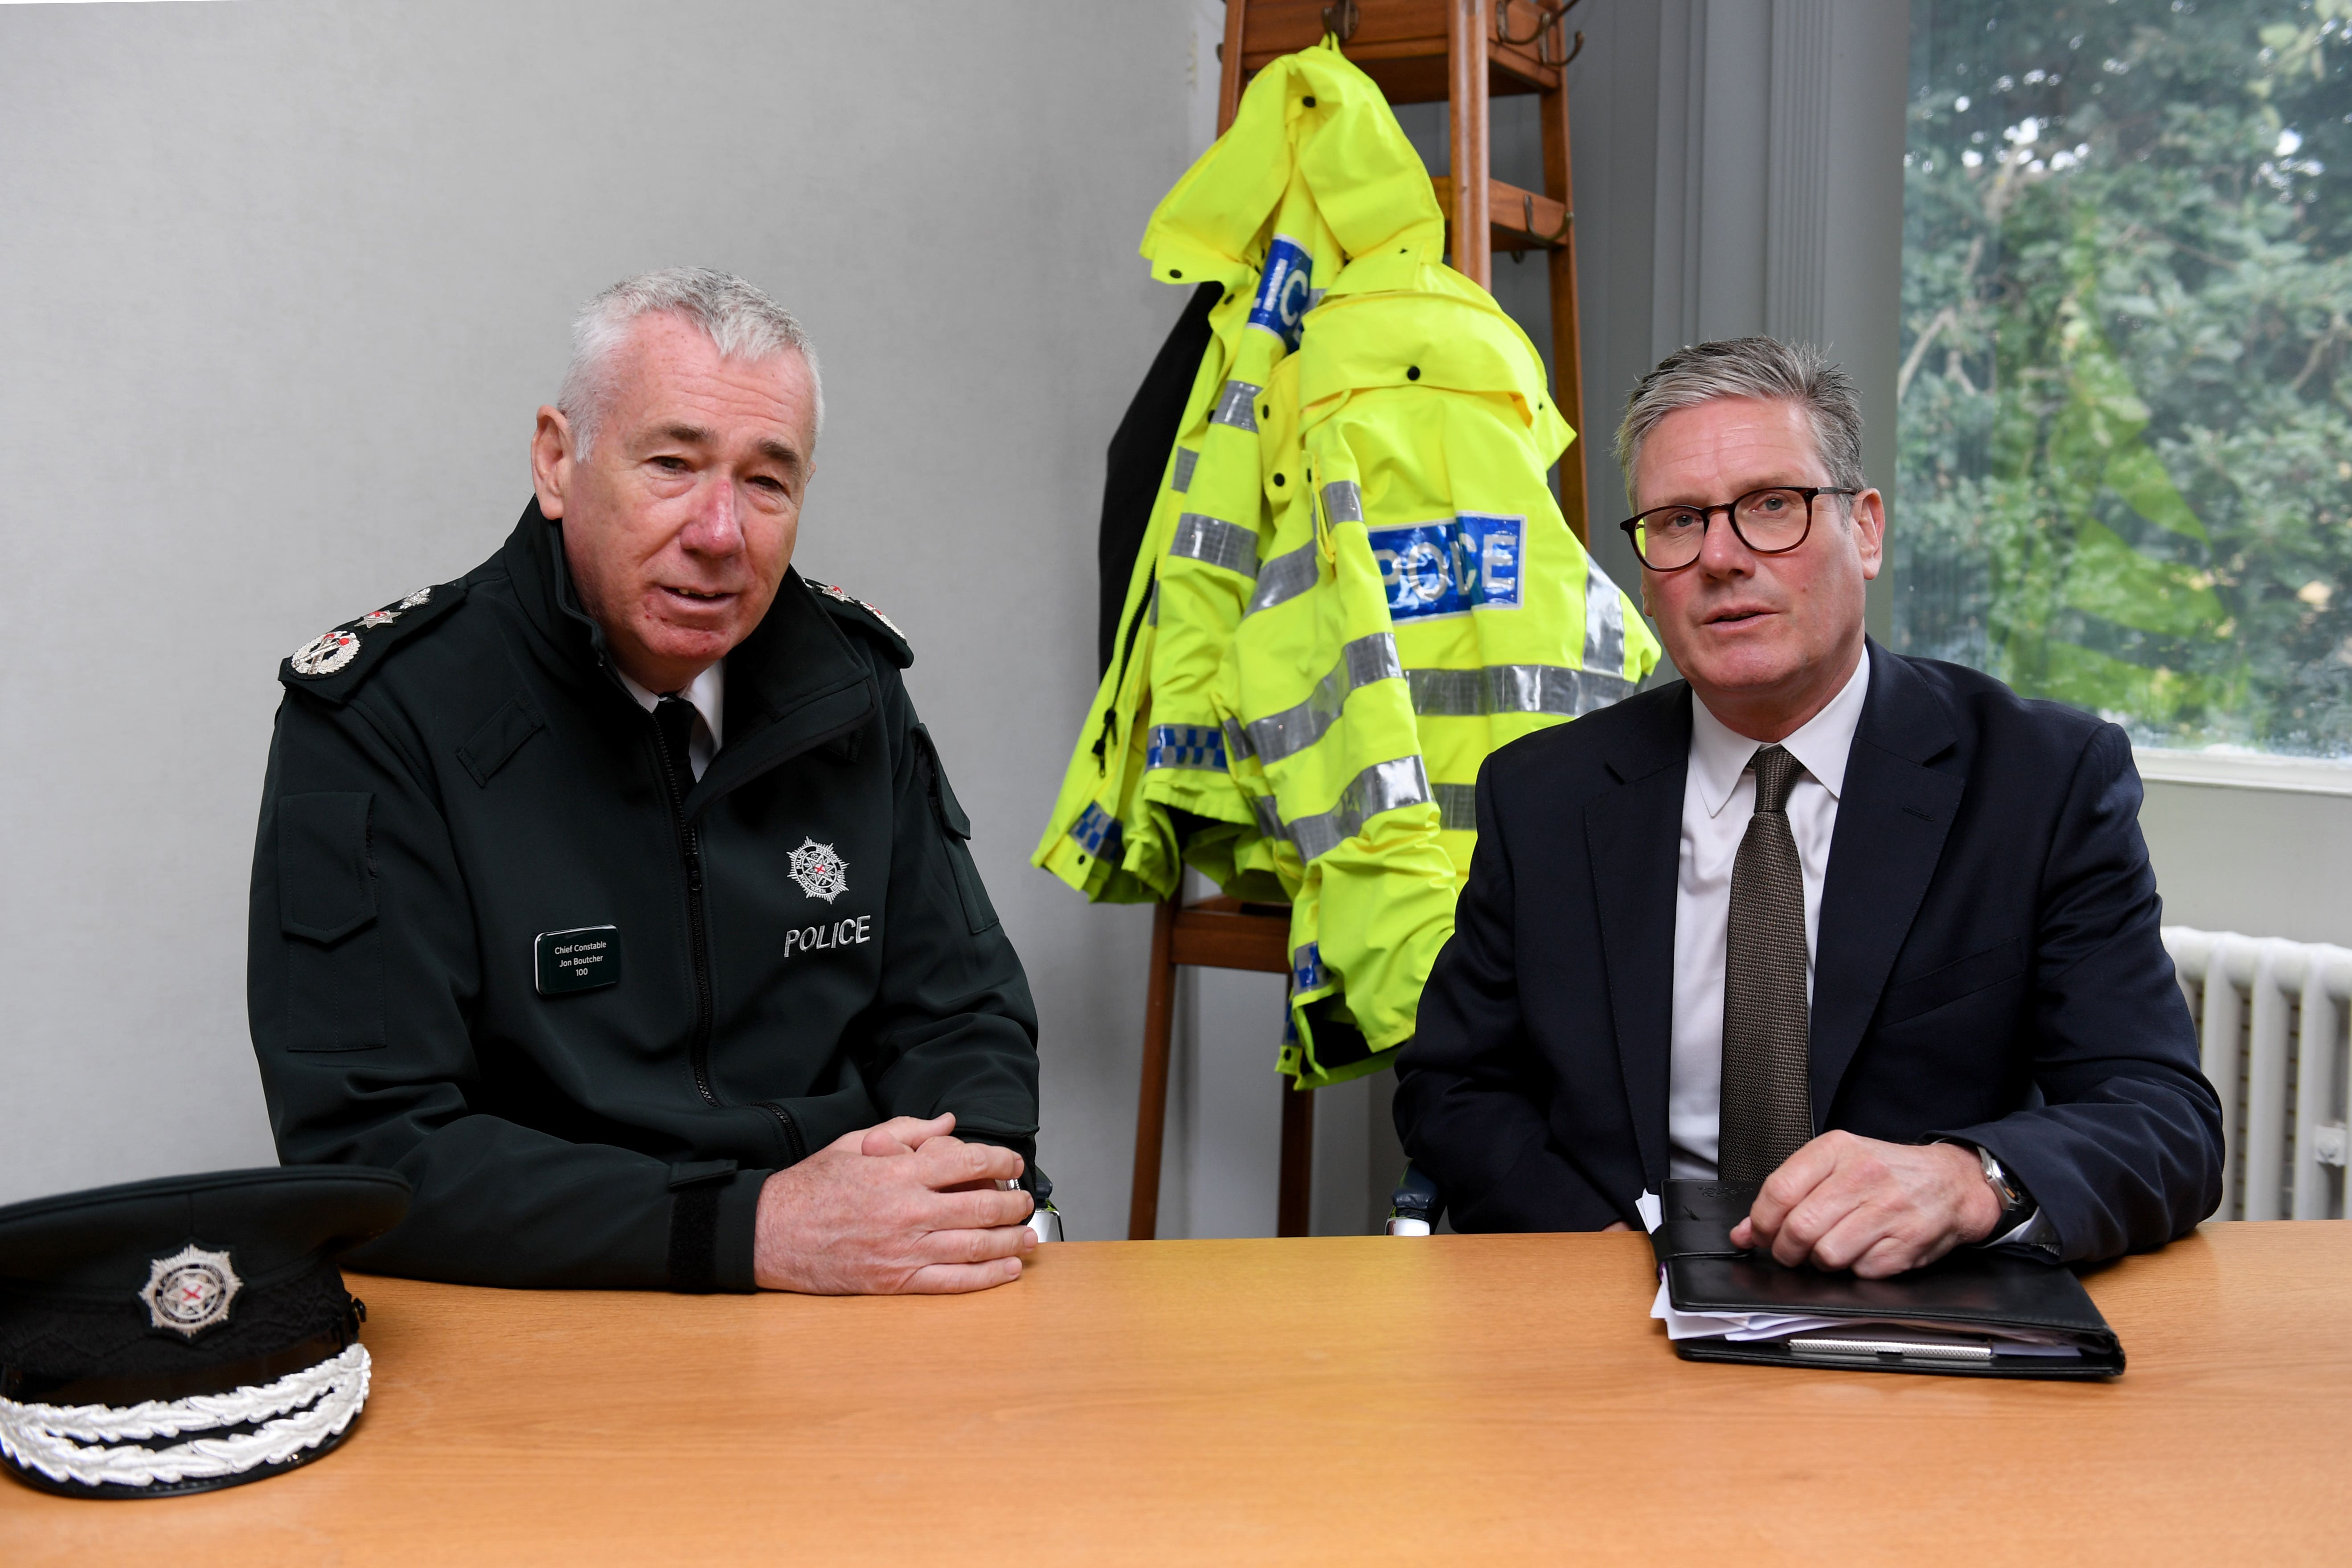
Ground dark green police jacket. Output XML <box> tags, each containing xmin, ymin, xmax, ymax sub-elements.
<box><xmin>249</xmin><ymin>501</ymin><xmax>1040</xmax><ymax>1292</ymax></box>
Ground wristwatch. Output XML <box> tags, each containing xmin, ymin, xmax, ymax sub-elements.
<box><xmin>1975</xmin><ymin>1144</ymin><xmax>2030</xmax><ymax>1233</ymax></box>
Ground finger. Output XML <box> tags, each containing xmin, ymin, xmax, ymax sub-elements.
<box><xmin>912</xmin><ymin>1136</ymin><xmax>1024</xmax><ymax>1190</ymax></box>
<box><xmin>898</xmin><ymin>1256</ymin><xmax>1025</xmax><ymax>1294</ymax></box>
<box><xmin>919</xmin><ymin>1222</ymin><xmax>1038</xmax><ymax>1268</ymax></box>
<box><xmin>858</xmin><ymin>1114</ymin><xmax>955</xmax><ymax>1158</ymax></box>
<box><xmin>1803</xmin><ymin>1204</ymin><xmax>1900</xmax><ymax>1274</ymax></box>
<box><xmin>925</xmin><ymin>1186</ymin><xmax>1036</xmax><ymax>1231</ymax></box>
<box><xmin>1748</xmin><ymin>1136</ymin><xmax>1842</xmax><ymax>1238</ymax></box>
<box><xmin>1770</xmin><ymin>1182</ymin><xmax>1866</xmax><ymax>1269</ymax></box>
<box><xmin>1849</xmin><ymin>1230</ymin><xmax>1931</xmax><ymax>1280</ymax></box>
<box><xmin>1729</xmin><ymin>1218</ymin><xmax>1754</xmax><ymax>1249</ymax></box>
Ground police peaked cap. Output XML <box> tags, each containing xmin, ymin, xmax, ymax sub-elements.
<box><xmin>0</xmin><ymin>1165</ymin><xmax>409</xmax><ymax>1498</ymax></box>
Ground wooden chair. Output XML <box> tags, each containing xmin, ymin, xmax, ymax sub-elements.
<box><xmin>1128</xmin><ymin>897</ymin><xmax>1315</xmax><ymax>1239</ymax></box>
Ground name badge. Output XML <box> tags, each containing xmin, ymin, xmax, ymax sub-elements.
<box><xmin>535</xmin><ymin>925</ymin><xmax>621</xmax><ymax>995</ymax></box>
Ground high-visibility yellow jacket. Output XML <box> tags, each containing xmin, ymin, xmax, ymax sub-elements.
<box><xmin>1036</xmin><ymin>40</ymin><xmax>1659</xmax><ymax>1083</ymax></box>
<box><xmin>1233</xmin><ymin>253</ymin><xmax>1659</xmax><ymax>1084</ymax></box>
<box><xmin>1033</xmin><ymin>45</ymin><xmax>1358</xmax><ymax>905</ymax></box>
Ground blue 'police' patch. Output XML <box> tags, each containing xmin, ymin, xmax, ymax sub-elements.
<box><xmin>1367</xmin><ymin>514</ymin><xmax>1526</xmax><ymax>622</ymax></box>
<box><xmin>1249</xmin><ymin>234</ymin><xmax>1314</xmax><ymax>351</ymax></box>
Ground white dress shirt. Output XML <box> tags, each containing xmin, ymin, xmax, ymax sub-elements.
<box><xmin>615</xmin><ymin>659</ymin><xmax>725</xmax><ymax>781</ymax></box>
<box><xmin>1667</xmin><ymin>647</ymin><xmax>1870</xmax><ymax>1180</ymax></box>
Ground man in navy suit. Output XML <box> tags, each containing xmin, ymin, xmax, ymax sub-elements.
<box><xmin>1393</xmin><ymin>337</ymin><xmax>2222</xmax><ymax>1274</ymax></box>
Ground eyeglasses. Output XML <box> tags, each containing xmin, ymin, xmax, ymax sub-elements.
<box><xmin>1616</xmin><ymin>486</ymin><xmax>1859</xmax><ymax>572</ymax></box>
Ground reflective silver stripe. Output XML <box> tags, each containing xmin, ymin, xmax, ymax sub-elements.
<box><xmin>1250</xmin><ymin>793</ymin><xmax>1286</xmax><ymax>841</ymax></box>
<box><xmin>1306</xmin><ymin>288</ymin><xmax>1327</xmax><ymax>314</ymax></box>
<box><xmin>1342</xmin><ymin>631</ymin><xmax>1404</xmax><ymax>691</ymax></box>
<box><xmin>1171</xmin><ymin>447</ymin><xmax>1199</xmax><ymax>493</ymax></box>
<box><xmin>1246</xmin><ymin>632</ymin><xmax>1402</xmax><ymax>764</ymax></box>
<box><xmin>1406</xmin><ymin>663</ymin><xmax>1636</xmax><ymax>719</ymax></box>
<box><xmin>1584</xmin><ymin>558</ymin><xmax>1627</xmax><ymax>679</ymax></box>
<box><xmin>1292</xmin><ymin>941</ymin><xmax>1325</xmax><ymax>990</ymax></box>
<box><xmin>1285</xmin><ymin>756</ymin><xmax>1432</xmax><ymax>863</ymax></box>
<box><xmin>1246</xmin><ymin>540</ymin><xmax>1320</xmax><ymax>615</ymax></box>
<box><xmin>1433</xmin><ymin>782</ymin><xmax>1479</xmax><ymax>832</ymax></box>
<box><xmin>1223</xmin><ymin>716</ymin><xmax>1254</xmax><ymax>762</ymax></box>
<box><xmin>1146</xmin><ymin>581</ymin><xmax>1160</xmax><ymax>626</ymax></box>
<box><xmin>1320</xmin><ymin>479</ymin><xmax>1364</xmax><ymax>526</ymax></box>
<box><xmin>1169</xmin><ymin>512</ymin><xmax>1258</xmax><ymax>577</ymax></box>
<box><xmin>1212</xmin><ymin>379</ymin><xmax>1262</xmax><ymax>431</ymax></box>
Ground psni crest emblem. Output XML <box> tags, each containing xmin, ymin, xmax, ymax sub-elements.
<box><xmin>787</xmin><ymin>838</ymin><xmax>849</xmax><ymax>904</ymax></box>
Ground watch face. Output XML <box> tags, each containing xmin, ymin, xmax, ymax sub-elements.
<box><xmin>1976</xmin><ymin>1147</ymin><xmax>2024</xmax><ymax>1211</ymax></box>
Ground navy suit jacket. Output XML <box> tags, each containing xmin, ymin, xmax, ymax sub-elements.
<box><xmin>1393</xmin><ymin>643</ymin><xmax>2224</xmax><ymax>1263</ymax></box>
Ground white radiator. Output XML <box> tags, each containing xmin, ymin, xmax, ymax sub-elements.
<box><xmin>2162</xmin><ymin>926</ymin><xmax>2352</xmax><ymax>1221</ymax></box>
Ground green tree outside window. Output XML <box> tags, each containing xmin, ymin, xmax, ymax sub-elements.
<box><xmin>1901</xmin><ymin>0</ymin><xmax>2352</xmax><ymax>757</ymax></box>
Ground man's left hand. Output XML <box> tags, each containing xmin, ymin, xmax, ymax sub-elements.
<box><xmin>1728</xmin><ymin>1133</ymin><xmax>2001</xmax><ymax>1277</ymax></box>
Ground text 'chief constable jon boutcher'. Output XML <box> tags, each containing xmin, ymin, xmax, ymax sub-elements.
<box><xmin>249</xmin><ymin>269</ymin><xmax>1043</xmax><ymax>1296</ymax></box>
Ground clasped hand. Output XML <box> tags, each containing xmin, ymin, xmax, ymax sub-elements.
<box><xmin>1725</xmin><ymin>1131</ymin><xmax>2003</xmax><ymax>1277</ymax></box>
<box><xmin>752</xmin><ymin>1113</ymin><xmax>1036</xmax><ymax>1294</ymax></box>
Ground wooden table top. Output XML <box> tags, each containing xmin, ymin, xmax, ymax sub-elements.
<box><xmin>6</xmin><ymin>1224</ymin><xmax>2347</xmax><ymax>1565</ymax></box>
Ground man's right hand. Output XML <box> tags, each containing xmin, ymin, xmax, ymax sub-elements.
<box><xmin>752</xmin><ymin>1113</ymin><xmax>1036</xmax><ymax>1294</ymax></box>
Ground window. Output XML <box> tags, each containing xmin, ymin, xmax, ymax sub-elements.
<box><xmin>1899</xmin><ymin>0</ymin><xmax>2352</xmax><ymax>758</ymax></box>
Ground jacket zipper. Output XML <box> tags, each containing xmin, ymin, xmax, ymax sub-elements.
<box><xmin>760</xmin><ymin>1102</ymin><xmax>807</xmax><ymax>1165</ymax></box>
<box><xmin>649</xmin><ymin>719</ymin><xmax>718</xmax><ymax>1106</ymax></box>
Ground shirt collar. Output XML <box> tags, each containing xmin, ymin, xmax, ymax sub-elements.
<box><xmin>1688</xmin><ymin>644</ymin><xmax>1871</xmax><ymax>818</ymax></box>
<box><xmin>615</xmin><ymin>659</ymin><xmax>726</xmax><ymax>750</ymax></box>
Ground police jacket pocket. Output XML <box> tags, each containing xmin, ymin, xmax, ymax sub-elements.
<box><xmin>276</xmin><ymin>791</ymin><xmax>385</xmax><ymax>1051</ymax></box>
<box><xmin>910</xmin><ymin>725</ymin><xmax>999</xmax><ymax>936</ymax></box>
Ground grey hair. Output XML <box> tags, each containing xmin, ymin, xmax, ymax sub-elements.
<box><xmin>1613</xmin><ymin>336</ymin><xmax>1864</xmax><ymax>511</ymax></box>
<box><xmin>556</xmin><ymin>266</ymin><xmax>824</xmax><ymax>460</ymax></box>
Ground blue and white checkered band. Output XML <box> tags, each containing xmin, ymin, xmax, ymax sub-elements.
<box><xmin>1146</xmin><ymin>724</ymin><xmax>1228</xmax><ymax>773</ymax></box>
<box><xmin>1292</xmin><ymin>940</ymin><xmax>1325</xmax><ymax>993</ymax></box>
<box><xmin>1068</xmin><ymin>802</ymin><xmax>1120</xmax><ymax>858</ymax></box>
<box><xmin>1367</xmin><ymin>514</ymin><xmax>1526</xmax><ymax>623</ymax></box>
<box><xmin>1249</xmin><ymin>234</ymin><xmax>1314</xmax><ymax>350</ymax></box>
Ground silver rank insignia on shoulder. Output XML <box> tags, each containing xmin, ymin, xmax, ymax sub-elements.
<box><xmin>291</xmin><ymin>628</ymin><xmax>361</xmax><ymax>676</ymax></box>
<box><xmin>140</xmin><ymin>1244</ymin><xmax>243</xmax><ymax>1338</ymax></box>
<box><xmin>288</xmin><ymin>587</ymin><xmax>434</xmax><ymax>676</ymax></box>
<box><xmin>809</xmin><ymin>579</ymin><xmax>907</xmax><ymax>641</ymax></box>
<box><xmin>787</xmin><ymin>837</ymin><xmax>850</xmax><ymax>903</ymax></box>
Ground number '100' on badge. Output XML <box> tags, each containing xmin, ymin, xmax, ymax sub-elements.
<box><xmin>535</xmin><ymin>925</ymin><xmax>622</xmax><ymax>995</ymax></box>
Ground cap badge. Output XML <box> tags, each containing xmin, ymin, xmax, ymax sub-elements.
<box><xmin>139</xmin><ymin>1245</ymin><xmax>243</xmax><ymax>1339</ymax></box>
<box><xmin>787</xmin><ymin>837</ymin><xmax>849</xmax><ymax>904</ymax></box>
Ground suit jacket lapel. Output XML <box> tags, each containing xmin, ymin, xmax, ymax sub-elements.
<box><xmin>1583</xmin><ymin>685</ymin><xmax>1691</xmax><ymax>1192</ymax></box>
<box><xmin>1809</xmin><ymin>645</ymin><xmax>1965</xmax><ymax>1120</ymax></box>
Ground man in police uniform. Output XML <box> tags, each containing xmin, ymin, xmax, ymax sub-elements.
<box><xmin>249</xmin><ymin>269</ymin><xmax>1043</xmax><ymax>1294</ymax></box>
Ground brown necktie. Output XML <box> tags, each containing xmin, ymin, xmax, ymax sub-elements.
<box><xmin>1717</xmin><ymin>743</ymin><xmax>1815</xmax><ymax>1185</ymax></box>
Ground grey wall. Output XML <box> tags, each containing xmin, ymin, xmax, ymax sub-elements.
<box><xmin>0</xmin><ymin>0</ymin><xmax>1206</xmax><ymax>1228</ymax></box>
<box><xmin>2139</xmin><ymin>776</ymin><xmax>2351</xmax><ymax>948</ymax></box>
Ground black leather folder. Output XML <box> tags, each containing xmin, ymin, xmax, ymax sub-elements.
<box><xmin>1651</xmin><ymin>1179</ymin><xmax>2124</xmax><ymax>1380</ymax></box>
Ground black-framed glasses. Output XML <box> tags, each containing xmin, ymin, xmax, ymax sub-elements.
<box><xmin>1616</xmin><ymin>486</ymin><xmax>1859</xmax><ymax>572</ymax></box>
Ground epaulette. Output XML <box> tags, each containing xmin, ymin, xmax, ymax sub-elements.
<box><xmin>278</xmin><ymin>580</ymin><xmax>469</xmax><ymax>702</ymax></box>
<box><xmin>804</xmin><ymin>576</ymin><xmax>912</xmax><ymax>668</ymax></box>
